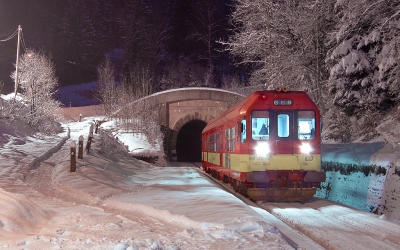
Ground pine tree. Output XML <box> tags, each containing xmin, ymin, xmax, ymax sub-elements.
<box><xmin>326</xmin><ymin>0</ymin><xmax>400</xmax><ymax>116</ymax></box>
<box><xmin>118</xmin><ymin>0</ymin><xmax>174</xmax><ymax>93</ymax></box>
<box><xmin>187</xmin><ymin>0</ymin><xmax>224</xmax><ymax>87</ymax></box>
<box><xmin>47</xmin><ymin>0</ymin><xmax>117</xmax><ymax>85</ymax></box>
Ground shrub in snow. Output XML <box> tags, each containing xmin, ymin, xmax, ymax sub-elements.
<box><xmin>0</xmin><ymin>94</ymin><xmax>62</xmax><ymax>136</ymax></box>
<box><xmin>322</xmin><ymin>161</ymin><xmax>386</xmax><ymax>177</ymax></box>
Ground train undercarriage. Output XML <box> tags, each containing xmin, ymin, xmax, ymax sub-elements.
<box><xmin>203</xmin><ymin>166</ymin><xmax>322</xmax><ymax>202</ymax></box>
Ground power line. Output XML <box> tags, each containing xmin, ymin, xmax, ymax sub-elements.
<box><xmin>0</xmin><ymin>27</ymin><xmax>28</xmax><ymax>52</ymax></box>
<box><xmin>0</xmin><ymin>29</ymin><xmax>18</xmax><ymax>42</ymax></box>
<box><xmin>20</xmin><ymin>29</ymin><xmax>27</xmax><ymax>51</ymax></box>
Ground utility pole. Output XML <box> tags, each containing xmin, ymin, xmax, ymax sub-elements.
<box><xmin>14</xmin><ymin>25</ymin><xmax>22</xmax><ymax>99</ymax></box>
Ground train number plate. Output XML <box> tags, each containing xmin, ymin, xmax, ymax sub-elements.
<box><xmin>274</xmin><ymin>99</ymin><xmax>293</xmax><ymax>106</ymax></box>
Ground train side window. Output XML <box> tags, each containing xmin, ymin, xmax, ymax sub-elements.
<box><xmin>297</xmin><ymin>111</ymin><xmax>315</xmax><ymax>140</ymax></box>
<box><xmin>225</xmin><ymin>129</ymin><xmax>230</xmax><ymax>151</ymax></box>
<box><xmin>231</xmin><ymin>127</ymin><xmax>235</xmax><ymax>151</ymax></box>
<box><xmin>208</xmin><ymin>133</ymin><xmax>218</xmax><ymax>151</ymax></box>
<box><xmin>214</xmin><ymin>133</ymin><xmax>217</xmax><ymax>151</ymax></box>
<box><xmin>224</xmin><ymin>127</ymin><xmax>236</xmax><ymax>152</ymax></box>
<box><xmin>218</xmin><ymin>131</ymin><xmax>222</xmax><ymax>151</ymax></box>
<box><xmin>241</xmin><ymin>120</ymin><xmax>246</xmax><ymax>142</ymax></box>
<box><xmin>215</xmin><ymin>133</ymin><xmax>219</xmax><ymax>151</ymax></box>
<box><xmin>251</xmin><ymin>110</ymin><xmax>269</xmax><ymax>141</ymax></box>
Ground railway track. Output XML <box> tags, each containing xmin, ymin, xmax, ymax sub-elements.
<box><xmin>191</xmin><ymin>164</ymin><xmax>325</xmax><ymax>249</ymax></box>
<box><xmin>192</xmin><ymin>163</ymin><xmax>400</xmax><ymax>250</ymax></box>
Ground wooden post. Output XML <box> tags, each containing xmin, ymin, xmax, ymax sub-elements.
<box><xmin>89</xmin><ymin>124</ymin><xmax>94</xmax><ymax>137</ymax></box>
<box><xmin>78</xmin><ymin>135</ymin><xmax>83</xmax><ymax>159</ymax></box>
<box><xmin>85</xmin><ymin>125</ymin><xmax>94</xmax><ymax>153</ymax></box>
<box><xmin>79</xmin><ymin>114</ymin><xmax>82</xmax><ymax>122</ymax></box>
<box><xmin>95</xmin><ymin>120</ymin><xmax>99</xmax><ymax>134</ymax></box>
<box><xmin>85</xmin><ymin>136</ymin><xmax>92</xmax><ymax>154</ymax></box>
<box><xmin>70</xmin><ymin>141</ymin><xmax>76</xmax><ymax>172</ymax></box>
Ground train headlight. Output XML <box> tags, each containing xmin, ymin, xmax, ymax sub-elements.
<box><xmin>300</xmin><ymin>143</ymin><xmax>313</xmax><ymax>154</ymax></box>
<box><xmin>255</xmin><ymin>142</ymin><xmax>270</xmax><ymax>156</ymax></box>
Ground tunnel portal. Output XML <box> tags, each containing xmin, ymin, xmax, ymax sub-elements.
<box><xmin>176</xmin><ymin>120</ymin><xmax>207</xmax><ymax>162</ymax></box>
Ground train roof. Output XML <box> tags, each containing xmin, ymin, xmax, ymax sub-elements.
<box><xmin>203</xmin><ymin>89</ymin><xmax>317</xmax><ymax>133</ymax></box>
<box><xmin>203</xmin><ymin>96</ymin><xmax>247</xmax><ymax>132</ymax></box>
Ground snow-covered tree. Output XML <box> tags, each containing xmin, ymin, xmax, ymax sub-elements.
<box><xmin>187</xmin><ymin>0</ymin><xmax>223</xmax><ymax>87</ymax></box>
<box><xmin>118</xmin><ymin>0</ymin><xmax>173</xmax><ymax>93</ymax></box>
<box><xmin>224</xmin><ymin>0</ymin><xmax>334</xmax><ymax>107</ymax></box>
<box><xmin>10</xmin><ymin>50</ymin><xmax>60</xmax><ymax>126</ymax></box>
<box><xmin>97</xmin><ymin>57</ymin><xmax>161</xmax><ymax>147</ymax></box>
<box><xmin>159</xmin><ymin>56</ymin><xmax>211</xmax><ymax>89</ymax></box>
<box><xmin>46</xmin><ymin>0</ymin><xmax>118</xmax><ymax>85</ymax></box>
<box><xmin>97</xmin><ymin>57</ymin><xmax>118</xmax><ymax>117</ymax></box>
<box><xmin>326</xmin><ymin>0</ymin><xmax>400</xmax><ymax>116</ymax></box>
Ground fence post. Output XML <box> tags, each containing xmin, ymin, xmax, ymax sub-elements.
<box><xmin>79</xmin><ymin>114</ymin><xmax>82</xmax><ymax>122</ymax></box>
<box><xmin>85</xmin><ymin>125</ymin><xmax>94</xmax><ymax>153</ymax></box>
<box><xmin>95</xmin><ymin>120</ymin><xmax>99</xmax><ymax>134</ymax></box>
<box><xmin>89</xmin><ymin>124</ymin><xmax>94</xmax><ymax>138</ymax></box>
<box><xmin>78</xmin><ymin>135</ymin><xmax>83</xmax><ymax>159</ymax></box>
<box><xmin>85</xmin><ymin>136</ymin><xmax>92</xmax><ymax>154</ymax></box>
<box><xmin>70</xmin><ymin>141</ymin><xmax>76</xmax><ymax>172</ymax></box>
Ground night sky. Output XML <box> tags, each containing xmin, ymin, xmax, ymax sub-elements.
<box><xmin>0</xmin><ymin>0</ymin><xmax>235</xmax><ymax>94</ymax></box>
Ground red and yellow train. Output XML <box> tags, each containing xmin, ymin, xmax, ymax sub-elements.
<box><xmin>201</xmin><ymin>87</ymin><xmax>325</xmax><ymax>201</ymax></box>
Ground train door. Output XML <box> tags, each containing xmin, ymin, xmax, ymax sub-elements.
<box><xmin>274</xmin><ymin>111</ymin><xmax>294</xmax><ymax>154</ymax></box>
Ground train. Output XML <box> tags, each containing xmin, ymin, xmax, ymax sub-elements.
<box><xmin>201</xmin><ymin>87</ymin><xmax>325</xmax><ymax>201</ymax></box>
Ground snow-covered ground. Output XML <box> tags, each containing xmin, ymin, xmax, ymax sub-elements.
<box><xmin>0</xmin><ymin>102</ymin><xmax>295</xmax><ymax>249</ymax></box>
<box><xmin>1</xmin><ymin>108</ymin><xmax>400</xmax><ymax>250</ymax></box>
<box><xmin>1</xmin><ymin>84</ymin><xmax>400</xmax><ymax>249</ymax></box>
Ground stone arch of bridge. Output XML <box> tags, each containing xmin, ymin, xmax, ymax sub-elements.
<box><xmin>165</xmin><ymin>112</ymin><xmax>214</xmax><ymax>162</ymax></box>
<box><xmin>115</xmin><ymin>88</ymin><xmax>246</xmax><ymax>162</ymax></box>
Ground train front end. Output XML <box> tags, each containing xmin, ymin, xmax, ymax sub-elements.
<box><xmin>201</xmin><ymin>88</ymin><xmax>326</xmax><ymax>201</ymax></box>
<box><xmin>236</xmin><ymin>89</ymin><xmax>325</xmax><ymax>201</ymax></box>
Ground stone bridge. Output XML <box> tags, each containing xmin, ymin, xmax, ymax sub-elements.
<box><xmin>124</xmin><ymin>88</ymin><xmax>245</xmax><ymax>162</ymax></box>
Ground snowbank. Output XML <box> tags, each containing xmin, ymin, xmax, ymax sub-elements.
<box><xmin>0</xmin><ymin>188</ymin><xmax>52</xmax><ymax>237</ymax></box>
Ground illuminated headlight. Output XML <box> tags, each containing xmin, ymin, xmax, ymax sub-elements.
<box><xmin>255</xmin><ymin>142</ymin><xmax>270</xmax><ymax>156</ymax></box>
<box><xmin>300</xmin><ymin>143</ymin><xmax>313</xmax><ymax>154</ymax></box>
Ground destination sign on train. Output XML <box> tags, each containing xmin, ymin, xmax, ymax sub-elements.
<box><xmin>273</xmin><ymin>99</ymin><xmax>293</xmax><ymax>106</ymax></box>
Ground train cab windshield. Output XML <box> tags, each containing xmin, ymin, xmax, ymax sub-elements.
<box><xmin>297</xmin><ymin>111</ymin><xmax>316</xmax><ymax>140</ymax></box>
<box><xmin>248</xmin><ymin>110</ymin><xmax>316</xmax><ymax>142</ymax></box>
